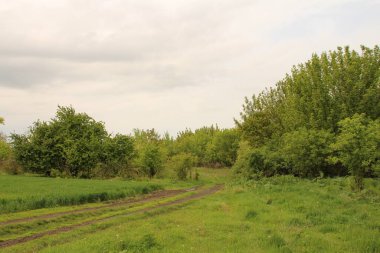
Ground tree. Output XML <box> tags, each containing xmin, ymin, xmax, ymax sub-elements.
<box><xmin>205</xmin><ymin>128</ymin><xmax>240</xmax><ymax>167</ymax></box>
<box><xmin>281</xmin><ymin>128</ymin><xmax>334</xmax><ymax>177</ymax></box>
<box><xmin>11</xmin><ymin>106</ymin><xmax>123</xmax><ymax>177</ymax></box>
<box><xmin>166</xmin><ymin>153</ymin><xmax>197</xmax><ymax>180</ymax></box>
<box><xmin>174</xmin><ymin>126</ymin><xmax>218</xmax><ymax>166</ymax></box>
<box><xmin>0</xmin><ymin>117</ymin><xmax>4</xmax><ymax>125</ymax></box>
<box><xmin>139</xmin><ymin>144</ymin><xmax>163</xmax><ymax>178</ymax></box>
<box><xmin>237</xmin><ymin>46</ymin><xmax>380</xmax><ymax>144</ymax></box>
<box><xmin>132</xmin><ymin>129</ymin><xmax>165</xmax><ymax>178</ymax></box>
<box><xmin>235</xmin><ymin>45</ymin><xmax>380</xmax><ymax>182</ymax></box>
<box><xmin>330</xmin><ymin>114</ymin><xmax>380</xmax><ymax>190</ymax></box>
<box><xmin>98</xmin><ymin>134</ymin><xmax>136</xmax><ymax>178</ymax></box>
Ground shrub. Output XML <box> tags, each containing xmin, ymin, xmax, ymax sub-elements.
<box><xmin>139</xmin><ymin>145</ymin><xmax>163</xmax><ymax>178</ymax></box>
<box><xmin>233</xmin><ymin>140</ymin><xmax>289</xmax><ymax>179</ymax></box>
<box><xmin>11</xmin><ymin>106</ymin><xmax>135</xmax><ymax>178</ymax></box>
<box><xmin>330</xmin><ymin>114</ymin><xmax>380</xmax><ymax>190</ymax></box>
<box><xmin>0</xmin><ymin>135</ymin><xmax>22</xmax><ymax>174</ymax></box>
<box><xmin>166</xmin><ymin>153</ymin><xmax>197</xmax><ymax>180</ymax></box>
<box><xmin>281</xmin><ymin>128</ymin><xmax>334</xmax><ymax>177</ymax></box>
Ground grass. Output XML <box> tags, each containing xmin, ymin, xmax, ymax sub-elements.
<box><xmin>0</xmin><ymin>175</ymin><xmax>165</xmax><ymax>213</ymax></box>
<box><xmin>1</xmin><ymin>171</ymin><xmax>379</xmax><ymax>253</ymax></box>
<box><xmin>0</xmin><ymin>187</ymin><xmax>200</xmax><ymax>242</ymax></box>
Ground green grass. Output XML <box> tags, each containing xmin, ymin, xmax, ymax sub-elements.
<box><xmin>1</xmin><ymin>171</ymin><xmax>379</xmax><ymax>253</ymax></box>
<box><xmin>0</xmin><ymin>188</ymin><xmax>200</xmax><ymax>242</ymax></box>
<box><xmin>0</xmin><ymin>175</ymin><xmax>165</xmax><ymax>213</ymax></box>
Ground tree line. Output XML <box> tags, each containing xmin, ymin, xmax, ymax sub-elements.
<box><xmin>1</xmin><ymin>45</ymin><xmax>379</xmax><ymax>189</ymax></box>
<box><xmin>0</xmin><ymin>107</ymin><xmax>240</xmax><ymax>180</ymax></box>
<box><xmin>234</xmin><ymin>45</ymin><xmax>380</xmax><ymax>189</ymax></box>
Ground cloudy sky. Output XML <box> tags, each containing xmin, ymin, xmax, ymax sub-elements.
<box><xmin>0</xmin><ymin>0</ymin><xmax>379</xmax><ymax>136</ymax></box>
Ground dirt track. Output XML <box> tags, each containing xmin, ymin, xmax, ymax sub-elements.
<box><xmin>0</xmin><ymin>184</ymin><xmax>223</xmax><ymax>249</ymax></box>
<box><xmin>0</xmin><ymin>187</ymin><xmax>199</xmax><ymax>226</ymax></box>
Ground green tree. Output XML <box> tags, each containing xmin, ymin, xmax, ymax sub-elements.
<box><xmin>139</xmin><ymin>144</ymin><xmax>163</xmax><ymax>178</ymax></box>
<box><xmin>281</xmin><ymin>128</ymin><xmax>334</xmax><ymax>177</ymax></box>
<box><xmin>11</xmin><ymin>106</ymin><xmax>118</xmax><ymax>177</ymax></box>
<box><xmin>237</xmin><ymin>45</ymin><xmax>380</xmax><ymax>145</ymax></box>
<box><xmin>330</xmin><ymin>114</ymin><xmax>380</xmax><ymax>190</ymax></box>
<box><xmin>166</xmin><ymin>153</ymin><xmax>197</xmax><ymax>180</ymax></box>
<box><xmin>205</xmin><ymin>128</ymin><xmax>240</xmax><ymax>167</ymax></box>
<box><xmin>132</xmin><ymin>129</ymin><xmax>165</xmax><ymax>178</ymax></box>
<box><xmin>174</xmin><ymin>126</ymin><xmax>218</xmax><ymax>166</ymax></box>
<box><xmin>235</xmin><ymin>45</ymin><xmax>380</xmax><ymax>181</ymax></box>
<box><xmin>96</xmin><ymin>134</ymin><xmax>136</xmax><ymax>178</ymax></box>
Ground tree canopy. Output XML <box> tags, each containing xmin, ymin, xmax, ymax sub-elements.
<box><xmin>236</xmin><ymin>46</ymin><xmax>380</xmax><ymax>147</ymax></box>
<box><xmin>235</xmin><ymin>45</ymin><xmax>380</xmax><ymax>188</ymax></box>
<box><xmin>11</xmin><ymin>106</ymin><xmax>134</xmax><ymax>177</ymax></box>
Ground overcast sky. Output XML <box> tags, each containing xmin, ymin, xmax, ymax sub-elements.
<box><xmin>0</xmin><ymin>0</ymin><xmax>379</xmax><ymax>136</ymax></box>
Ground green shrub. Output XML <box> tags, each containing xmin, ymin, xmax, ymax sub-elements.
<box><xmin>165</xmin><ymin>153</ymin><xmax>197</xmax><ymax>180</ymax></box>
<box><xmin>11</xmin><ymin>106</ymin><xmax>135</xmax><ymax>178</ymax></box>
<box><xmin>330</xmin><ymin>114</ymin><xmax>380</xmax><ymax>190</ymax></box>
<box><xmin>281</xmin><ymin>128</ymin><xmax>334</xmax><ymax>177</ymax></box>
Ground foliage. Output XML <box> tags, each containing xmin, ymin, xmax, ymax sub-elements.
<box><xmin>233</xmin><ymin>129</ymin><xmax>335</xmax><ymax>178</ymax></box>
<box><xmin>132</xmin><ymin>129</ymin><xmax>165</xmax><ymax>178</ymax></box>
<box><xmin>0</xmin><ymin>119</ymin><xmax>10</xmax><ymax>162</ymax></box>
<box><xmin>9</xmin><ymin>107</ymin><xmax>239</xmax><ymax>179</ymax></box>
<box><xmin>235</xmin><ymin>45</ymin><xmax>380</xmax><ymax>184</ymax></box>
<box><xmin>166</xmin><ymin>153</ymin><xmax>197</xmax><ymax>180</ymax></box>
<box><xmin>0</xmin><ymin>136</ymin><xmax>12</xmax><ymax>162</ymax></box>
<box><xmin>11</xmin><ymin>106</ymin><xmax>134</xmax><ymax>178</ymax></box>
<box><xmin>330</xmin><ymin>114</ymin><xmax>380</xmax><ymax>190</ymax></box>
<box><xmin>205</xmin><ymin>128</ymin><xmax>240</xmax><ymax>167</ymax></box>
<box><xmin>174</xmin><ymin>126</ymin><xmax>217</xmax><ymax>166</ymax></box>
<box><xmin>237</xmin><ymin>45</ymin><xmax>380</xmax><ymax>144</ymax></box>
<box><xmin>100</xmin><ymin>134</ymin><xmax>136</xmax><ymax>178</ymax></box>
<box><xmin>281</xmin><ymin>128</ymin><xmax>335</xmax><ymax>177</ymax></box>
<box><xmin>173</xmin><ymin>126</ymin><xmax>240</xmax><ymax>167</ymax></box>
<box><xmin>0</xmin><ymin>119</ymin><xmax>22</xmax><ymax>174</ymax></box>
<box><xmin>232</xmin><ymin>140</ymin><xmax>254</xmax><ymax>178</ymax></box>
<box><xmin>139</xmin><ymin>144</ymin><xmax>164</xmax><ymax>178</ymax></box>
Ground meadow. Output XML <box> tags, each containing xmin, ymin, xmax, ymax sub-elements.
<box><xmin>0</xmin><ymin>170</ymin><xmax>379</xmax><ymax>253</ymax></box>
<box><xmin>0</xmin><ymin>175</ymin><xmax>165</xmax><ymax>214</ymax></box>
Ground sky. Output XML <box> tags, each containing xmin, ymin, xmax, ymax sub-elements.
<box><xmin>0</xmin><ymin>0</ymin><xmax>379</xmax><ymax>137</ymax></box>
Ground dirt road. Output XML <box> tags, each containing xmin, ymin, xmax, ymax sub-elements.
<box><xmin>0</xmin><ymin>184</ymin><xmax>223</xmax><ymax>249</ymax></box>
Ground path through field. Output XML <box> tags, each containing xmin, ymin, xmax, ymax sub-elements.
<box><xmin>0</xmin><ymin>184</ymin><xmax>223</xmax><ymax>249</ymax></box>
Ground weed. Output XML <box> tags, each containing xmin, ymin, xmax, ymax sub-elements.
<box><xmin>119</xmin><ymin>234</ymin><xmax>159</xmax><ymax>253</ymax></box>
<box><xmin>267</xmin><ymin>234</ymin><xmax>286</xmax><ymax>248</ymax></box>
<box><xmin>245</xmin><ymin>210</ymin><xmax>258</xmax><ymax>220</ymax></box>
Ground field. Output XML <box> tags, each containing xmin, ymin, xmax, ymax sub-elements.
<box><xmin>0</xmin><ymin>175</ymin><xmax>166</xmax><ymax>214</ymax></box>
<box><xmin>0</xmin><ymin>170</ymin><xmax>379</xmax><ymax>253</ymax></box>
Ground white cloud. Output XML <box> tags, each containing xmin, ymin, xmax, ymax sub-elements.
<box><xmin>0</xmin><ymin>0</ymin><xmax>379</xmax><ymax>136</ymax></box>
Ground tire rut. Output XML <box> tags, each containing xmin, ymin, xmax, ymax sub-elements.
<box><xmin>0</xmin><ymin>186</ymin><xmax>200</xmax><ymax>226</ymax></box>
<box><xmin>0</xmin><ymin>184</ymin><xmax>223</xmax><ymax>249</ymax></box>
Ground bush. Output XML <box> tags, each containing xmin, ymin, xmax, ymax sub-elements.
<box><xmin>281</xmin><ymin>128</ymin><xmax>334</xmax><ymax>177</ymax></box>
<box><xmin>330</xmin><ymin>114</ymin><xmax>380</xmax><ymax>190</ymax></box>
<box><xmin>138</xmin><ymin>145</ymin><xmax>164</xmax><ymax>178</ymax></box>
<box><xmin>11</xmin><ymin>106</ymin><xmax>135</xmax><ymax>178</ymax></box>
<box><xmin>233</xmin><ymin>140</ymin><xmax>289</xmax><ymax>179</ymax></box>
<box><xmin>232</xmin><ymin>141</ymin><xmax>255</xmax><ymax>178</ymax></box>
<box><xmin>0</xmin><ymin>135</ymin><xmax>22</xmax><ymax>174</ymax></box>
<box><xmin>166</xmin><ymin>153</ymin><xmax>197</xmax><ymax>180</ymax></box>
<box><xmin>234</xmin><ymin>129</ymin><xmax>339</xmax><ymax>179</ymax></box>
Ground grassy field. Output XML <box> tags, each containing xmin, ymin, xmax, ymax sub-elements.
<box><xmin>0</xmin><ymin>175</ymin><xmax>166</xmax><ymax>214</ymax></box>
<box><xmin>1</xmin><ymin>170</ymin><xmax>379</xmax><ymax>253</ymax></box>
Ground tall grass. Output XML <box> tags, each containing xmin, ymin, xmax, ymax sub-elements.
<box><xmin>25</xmin><ymin>176</ymin><xmax>379</xmax><ymax>253</ymax></box>
<box><xmin>0</xmin><ymin>175</ymin><xmax>162</xmax><ymax>213</ymax></box>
